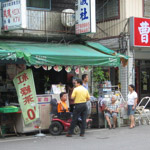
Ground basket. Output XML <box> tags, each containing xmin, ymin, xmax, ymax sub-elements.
<box><xmin>0</xmin><ymin>106</ymin><xmax>19</xmax><ymax>113</ymax></box>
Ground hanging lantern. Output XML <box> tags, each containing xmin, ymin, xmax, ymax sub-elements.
<box><xmin>65</xmin><ymin>66</ymin><xmax>72</xmax><ymax>73</ymax></box>
<box><xmin>34</xmin><ymin>65</ymin><xmax>41</xmax><ymax>69</ymax></box>
<box><xmin>75</xmin><ymin>66</ymin><xmax>79</xmax><ymax>74</ymax></box>
<box><xmin>42</xmin><ymin>65</ymin><xmax>48</xmax><ymax>70</ymax></box>
<box><xmin>48</xmin><ymin>66</ymin><xmax>52</xmax><ymax>70</ymax></box>
<box><xmin>81</xmin><ymin>67</ymin><xmax>85</xmax><ymax>74</ymax></box>
<box><xmin>88</xmin><ymin>66</ymin><xmax>92</xmax><ymax>71</ymax></box>
<box><xmin>54</xmin><ymin>66</ymin><xmax>62</xmax><ymax>72</ymax></box>
<box><xmin>84</xmin><ymin>66</ymin><xmax>92</xmax><ymax>72</ymax></box>
<box><xmin>84</xmin><ymin>66</ymin><xmax>89</xmax><ymax>71</ymax></box>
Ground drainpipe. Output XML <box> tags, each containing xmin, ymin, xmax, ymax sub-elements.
<box><xmin>91</xmin><ymin>67</ymin><xmax>94</xmax><ymax>95</ymax></box>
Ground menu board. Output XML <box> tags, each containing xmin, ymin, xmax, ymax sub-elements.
<box><xmin>51</xmin><ymin>84</ymin><xmax>66</xmax><ymax>94</ymax></box>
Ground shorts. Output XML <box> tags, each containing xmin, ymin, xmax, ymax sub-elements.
<box><xmin>105</xmin><ymin>112</ymin><xmax>118</xmax><ymax>118</ymax></box>
<box><xmin>128</xmin><ymin>105</ymin><xmax>135</xmax><ymax>115</ymax></box>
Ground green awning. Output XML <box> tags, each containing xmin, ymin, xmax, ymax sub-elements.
<box><xmin>85</xmin><ymin>41</ymin><xmax>115</xmax><ymax>55</ymax></box>
<box><xmin>0</xmin><ymin>41</ymin><xmax>124</xmax><ymax>67</ymax></box>
<box><xmin>85</xmin><ymin>41</ymin><xmax>128</xmax><ymax>66</ymax></box>
<box><xmin>85</xmin><ymin>41</ymin><xmax>128</xmax><ymax>59</ymax></box>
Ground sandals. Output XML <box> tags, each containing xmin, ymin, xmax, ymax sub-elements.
<box><xmin>108</xmin><ymin>125</ymin><xmax>112</xmax><ymax>129</ymax></box>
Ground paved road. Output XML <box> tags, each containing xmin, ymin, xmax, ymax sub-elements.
<box><xmin>0</xmin><ymin>125</ymin><xmax>150</xmax><ymax>150</ymax></box>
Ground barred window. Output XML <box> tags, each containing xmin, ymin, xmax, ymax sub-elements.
<box><xmin>144</xmin><ymin>0</ymin><xmax>150</xmax><ymax>17</ymax></box>
<box><xmin>27</xmin><ymin>0</ymin><xmax>51</xmax><ymax>9</ymax></box>
<box><xmin>96</xmin><ymin>0</ymin><xmax>119</xmax><ymax>22</ymax></box>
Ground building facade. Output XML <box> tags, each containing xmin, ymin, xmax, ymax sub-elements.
<box><xmin>1</xmin><ymin>0</ymin><xmax>147</xmax><ymax>100</ymax></box>
<box><xmin>90</xmin><ymin>0</ymin><xmax>150</xmax><ymax>101</ymax></box>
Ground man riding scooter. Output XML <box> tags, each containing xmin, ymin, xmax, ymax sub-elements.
<box><xmin>49</xmin><ymin>92</ymin><xmax>82</xmax><ymax>135</ymax></box>
<box><xmin>57</xmin><ymin>92</ymin><xmax>71</xmax><ymax>120</ymax></box>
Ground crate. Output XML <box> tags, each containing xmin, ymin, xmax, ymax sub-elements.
<box><xmin>0</xmin><ymin>106</ymin><xmax>19</xmax><ymax>113</ymax></box>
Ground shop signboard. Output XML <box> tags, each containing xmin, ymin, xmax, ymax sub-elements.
<box><xmin>130</xmin><ymin>17</ymin><xmax>150</xmax><ymax>47</ymax></box>
<box><xmin>2</xmin><ymin>0</ymin><xmax>27</xmax><ymax>31</ymax></box>
<box><xmin>75</xmin><ymin>0</ymin><xmax>96</xmax><ymax>34</ymax></box>
<box><xmin>13</xmin><ymin>69</ymin><xmax>39</xmax><ymax>125</ymax></box>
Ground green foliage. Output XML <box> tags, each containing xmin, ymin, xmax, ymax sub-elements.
<box><xmin>93</xmin><ymin>89</ymin><xmax>99</xmax><ymax>98</ymax></box>
<box><xmin>93</xmin><ymin>67</ymin><xmax>106</xmax><ymax>98</ymax></box>
<box><xmin>44</xmin><ymin>75</ymin><xmax>50</xmax><ymax>89</ymax></box>
<box><xmin>93</xmin><ymin>67</ymin><xmax>106</xmax><ymax>82</ymax></box>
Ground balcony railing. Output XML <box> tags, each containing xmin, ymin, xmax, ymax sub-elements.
<box><xmin>26</xmin><ymin>9</ymin><xmax>75</xmax><ymax>34</ymax></box>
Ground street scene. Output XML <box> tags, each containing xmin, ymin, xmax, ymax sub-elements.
<box><xmin>0</xmin><ymin>0</ymin><xmax>150</xmax><ymax>149</ymax></box>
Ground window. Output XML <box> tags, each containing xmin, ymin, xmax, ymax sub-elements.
<box><xmin>51</xmin><ymin>0</ymin><xmax>75</xmax><ymax>12</ymax></box>
<box><xmin>144</xmin><ymin>0</ymin><xmax>150</xmax><ymax>17</ymax></box>
<box><xmin>27</xmin><ymin>0</ymin><xmax>51</xmax><ymax>9</ymax></box>
<box><xmin>96</xmin><ymin>0</ymin><xmax>119</xmax><ymax>22</ymax></box>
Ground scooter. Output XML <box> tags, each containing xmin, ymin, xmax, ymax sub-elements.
<box><xmin>49</xmin><ymin>113</ymin><xmax>82</xmax><ymax>135</ymax></box>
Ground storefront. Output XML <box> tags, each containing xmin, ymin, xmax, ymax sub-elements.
<box><xmin>0</xmin><ymin>40</ymin><xmax>128</xmax><ymax>136</ymax></box>
<box><xmin>130</xmin><ymin>17</ymin><xmax>150</xmax><ymax>100</ymax></box>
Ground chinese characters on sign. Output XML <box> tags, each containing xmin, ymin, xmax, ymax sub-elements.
<box><xmin>75</xmin><ymin>0</ymin><xmax>96</xmax><ymax>34</ymax></box>
<box><xmin>2</xmin><ymin>0</ymin><xmax>27</xmax><ymax>31</ymax></box>
<box><xmin>13</xmin><ymin>69</ymin><xmax>39</xmax><ymax>125</ymax></box>
<box><xmin>130</xmin><ymin>17</ymin><xmax>150</xmax><ymax>47</ymax></box>
<box><xmin>138</xmin><ymin>21</ymin><xmax>150</xmax><ymax>44</ymax></box>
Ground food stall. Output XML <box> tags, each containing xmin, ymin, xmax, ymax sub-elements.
<box><xmin>0</xmin><ymin>41</ymin><xmax>128</xmax><ymax>136</ymax></box>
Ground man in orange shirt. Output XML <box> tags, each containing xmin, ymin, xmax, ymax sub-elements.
<box><xmin>57</xmin><ymin>92</ymin><xmax>69</xmax><ymax>113</ymax></box>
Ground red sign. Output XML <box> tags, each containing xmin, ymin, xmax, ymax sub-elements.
<box><xmin>132</xmin><ymin>17</ymin><xmax>150</xmax><ymax>47</ymax></box>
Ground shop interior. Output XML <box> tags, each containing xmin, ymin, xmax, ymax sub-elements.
<box><xmin>0</xmin><ymin>62</ymin><xmax>120</xmax><ymax>137</ymax></box>
<box><xmin>0</xmin><ymin>64</ymin><xmax>85</xmax><ymax>136</ymax></box>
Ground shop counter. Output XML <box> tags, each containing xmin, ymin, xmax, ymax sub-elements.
<box><xmin>0</xmin><ymin>94</ymin><xmax>69</xmax><ymax>134</ymax></box>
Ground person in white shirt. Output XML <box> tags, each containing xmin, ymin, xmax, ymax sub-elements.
<box><xmin>127</xmin><ymin>84</ymin><xmax>138</xmax><ymax>129</ymax></box>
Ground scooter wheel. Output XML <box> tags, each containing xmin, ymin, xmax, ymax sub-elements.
<box><xmin>49</xmin><ymin>121</ymin><xmax>63</xmax><ymax>135</ymax></box>
<box><xmin>73</xmin><ymin>125</ymin><xmax>80</xmax><ymax>135</ymax></box>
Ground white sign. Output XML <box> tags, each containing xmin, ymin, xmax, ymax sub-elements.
<box><xmin>75</xmin><ymin>0</ymin><xmax>96</xmax><ymax>34</ymax></box>
<box><xmin>2</xmin><ymin>0</ymin><xmax>27</xmax><ymax>31</ymax></box>
<box><xmin>51</xmin><ymin>84</ymin><xmax>66</xmax><ymax>94</ymax></box>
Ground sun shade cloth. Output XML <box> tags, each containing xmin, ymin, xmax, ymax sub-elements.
<box><xmin>0</xmin><ymin>41</ymin><xmax>126</xmax><ymax>67</ymax></box>
<box><xmin>85</xmin><ymin>41</ymin><xmax>128</xmax><ymax>63</ymax></box>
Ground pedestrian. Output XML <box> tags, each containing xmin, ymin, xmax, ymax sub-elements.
<box><xmin>82</xmin><ymin>74</ymin><xmax>91</xmax><ymax>117</ymax></box>
<box><xmin>82</xmin><ymin>74</ymin><xmax>88</xmax><ymax>90</ymax></box>
<box><xmin>66</xmin><ymin>79</ymin><xmax>90</xmax><ymax>137</ymax></box>
<box><xmin>127</xmin><ymin>84</ymin><xmax>138</xmax><ymax>129</ymax></box>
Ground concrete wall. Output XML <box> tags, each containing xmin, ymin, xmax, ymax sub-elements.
<box><xmin>90</xmin><ymin>0</ymin><xmax>143</xmax><ymax>39</ymax></box>
<box><xmin>0</xmin><ymin>9</ymin><xmax>74</xmax><ymax>38</ymax></box>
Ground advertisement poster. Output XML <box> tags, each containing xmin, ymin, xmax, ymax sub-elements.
<box><xmin>13</xmin><ymin>69</ymin><xmax>39</xmax><ymax>125</ymax></box>
<box><xmin>2</xmin><ymin>0</ymin><xmax>27</xmax><ymax>31</ymax></box>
